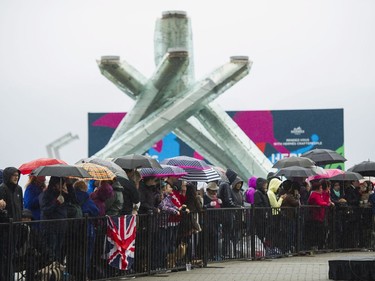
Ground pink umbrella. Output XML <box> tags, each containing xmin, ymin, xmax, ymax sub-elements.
<box><xmin>307</xmin><ymin>168</ymin><xmax>344</xmax><ymax>181</ymax></box>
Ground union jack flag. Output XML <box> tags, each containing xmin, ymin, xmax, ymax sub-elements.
<box><xmin>106</xmin><ymin>215</ymin><xmax>137</xmax><ymax>270</ymax></box>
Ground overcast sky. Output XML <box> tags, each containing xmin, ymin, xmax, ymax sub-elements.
<box><xmin>1</xmin><ymin>0</ymin><xmax>374</xmax><ymax>179</ymax></box>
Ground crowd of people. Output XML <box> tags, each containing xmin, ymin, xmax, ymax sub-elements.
<box><xmin>0</xmin><ymin>164</ymin><xmax>375</xmax><ymax>280</ymax></box>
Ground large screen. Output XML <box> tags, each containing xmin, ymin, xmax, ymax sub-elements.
<box><xmin>88</xmin><ymin>108</ymin><xmax>344</xmax><ymax>169</ymax></box>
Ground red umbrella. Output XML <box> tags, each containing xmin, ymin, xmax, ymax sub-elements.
<box><xmin>19</xmin><ymin>158</ymin><xmax>67</xmax><ymax>175</ymax></box>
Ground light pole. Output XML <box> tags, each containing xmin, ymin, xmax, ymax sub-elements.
<box><xmin>46</xmin><ymin>132</ymin><xmax>79</xmax><ymax>159</ymax></box>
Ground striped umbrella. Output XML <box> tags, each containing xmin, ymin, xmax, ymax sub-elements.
<box><xmin>161</xmin><ymin>156</ymin><xmax>211</xmax><ymax>170</ymax></box>
<box><xmin>76</xmin><ymin>163</ymin><xmax>116</xmax><ymax>180</ymax></box>
<box><xmin>181</xmin><ymin>168</ymin><xmax>221</xmax><ymax>182</ymax></box>
<box><xmin>140</xmin><ymin>165</ymin><xmax>187</xmax><ymax>178</ymax></box>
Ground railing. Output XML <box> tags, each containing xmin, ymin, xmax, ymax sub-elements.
<box><xmin>0</xmin><ymin>205</ymin><xmax>373</xmax><ymax>280</ymax></box>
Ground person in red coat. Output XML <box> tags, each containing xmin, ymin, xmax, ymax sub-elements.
<box><xmin>307</xmin><ymin>181</ymin><xmax>333</xmax><ymax>250</ymax></box>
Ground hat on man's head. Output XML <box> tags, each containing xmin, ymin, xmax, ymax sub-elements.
<box><xmin>22</xmin><ymin>209</ymin><xmax>33</xmax><ymax>219</ymax></box>
<box><xmin>206</xmin><ymin>182</ymin><xmax>219</xmax><ymax>191</ymax></box>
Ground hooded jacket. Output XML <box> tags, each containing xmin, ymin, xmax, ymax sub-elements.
<box><xmin>267</xmin><ymin>178</ymin><xmax>283</xmax><ymax>215</ymax></box>
<box><xmin>231</xmin><ymin>176</ymin><xmax>244</xmax><ymax>207</ymax></box>
<box><xmin>245</xmin><ymin>176</ymin><xmax>257</xmax><ymax>204</ymax></box>
<box><xmin>105</xmin><ymin>180</ymin><xmax>124</xmax><ymax>216</ymax></box>
<box><xmin>0</xmin><ymin>167</ymin><xmax>23</xmax><ymax>221</ymax></box>
<box><xmin>254</xmin><ymin>177</ymin><xmax>270</xmax><ymax>208</ymax></box>
<box><xmin>218</xmin><ymin>169</ymin><xmax>237</xmax><ymax>208</ymax></box>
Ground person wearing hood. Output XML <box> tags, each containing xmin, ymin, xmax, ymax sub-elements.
<box><xmin>105</xmin><ymin>179</ymin><xmax>124</xmax><ymax>216</ymax></box>
<box><xmin>253</xmin><ymin>177</ymin><xmax>270</xmax><ymax>243</ymax></box>
<box><xmin>218</xmin><ymin>168</ymin><xmax>237</xmax><ymax>208</ymax></box>
<box><xmin>267</xmin><ymin>177</ymin><xmax>286</xmax><ymax>253</ymax></box>
<box><xmin>218</xmin><ymin>168</ymin><xmax>238</xmax><ymax>258</ymax></box>
<box><xmin>267</xmin><ymin>178</ymin><xmax>286</xmax><ymax>215</ymax></box>
<box><xmin>245</xmin><ymin>176</ymin><xmax>257</xmax><ymax>204</ymax></box>
<box><xmin>231</xmin><ymin>176</ymin><xmax>245</xmax><ymax>254</ymax></box>
<box><xmin>0</xmin><ymin>167</ymin><xmax>23</xmax><ymax>280</ymax></box>
<box><xmin>231</xmin><ymin>176</ymin><xmax>244</xmax><ymax>207</ymax></box>
<box><xmin>0</xmin><ymin>167</ymin><xmax>23</xmax><ymax>221</ymax></box>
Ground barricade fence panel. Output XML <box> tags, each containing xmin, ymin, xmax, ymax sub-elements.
<box><xmin>1</xmin><ymin>205</ymin><xmax>373</xmax><ymax>280</ymax></box>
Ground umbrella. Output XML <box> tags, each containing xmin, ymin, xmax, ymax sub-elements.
<box><xmin>330</xmin><ymin>171</ymin><xmax>364</xmax><ymax>181</ymax></box>
<box><xmin>140</xmin><ymin>165</ymin><xmax>187</xmax><ymax>178</ymax></box>
<box><xmin>77</xmin><ymin>158</ymin><xmax>128</xmax><ymax>180</ymax></box>
<box><xmin>348</xmin><ymin>160</ymin><xmax>375</xmax><ymax>177</ymax></box>
<box><xmin>19</xmin><ymin>158</ymin><xmax>67</xmax><ymax>175</ymax></box>
<box><xmin>161</xmin><ymin>156</ymin><xmax>211</xmax><ymax>170</ymax></box>
<box><xmin>308</xmin><ymin>168</ymin><xmax>344</xmax><ymax>181</ymax></box>
<box><xmin>274</xmin><ymin>166</ymin><xmax>318</xmax><ymax>178</ymax></box>
<box><xmin>181</xmin><ymin>168</ymin><xmax>221</xmax><ymax>182</ymax></box>
<box><xmin>31</xmin><ymin>164</ymin><xmax>91</xmax><ymax>178</ymax></box>
<box><xmin>360</xmin><ymin>177</ymin><xmax>375</xmax><ymax>185</ymax></box>
<box><xmin>113</xmin><ymin>154</ymin><xmax>162</xmax><ymax>169</ymax></box>
<box><xmin>211</xmin><ymin>166</ymin><xmax>229</xmax><ymax>182</ymax></box>
<box><xmin>272</xmin><ymin>156</ymin><xmax>315</xmax><ymax>169</ymax></box>
<box><xmin>301</xmin><ymin>149</ymin><xmax>347</xmax><ymax>165</ymax></box>
<box><xmin>76</xmin><ymin>163</ymin><xmax>116</xmax><ymax>180</ymax></box>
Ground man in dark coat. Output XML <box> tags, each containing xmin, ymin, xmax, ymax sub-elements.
<box><xmin>218</xmin><ymin>168</ymin><xmax>238</xmax><ymax>257</ymax></box>
<box><xmin>0</xmin><ymin>167</ymin><xmax>23</xmax><ymax>280</ymax></box>
<box><xmin>0</xmin><ymin>167</ymin><xmax>23</xmax><ymax>221</ymax></box>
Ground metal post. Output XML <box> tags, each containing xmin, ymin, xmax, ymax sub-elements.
<box><xmin>250</xmin><ymin>205</ymin><xmax>256</xmax><ymax>259</ymax></box>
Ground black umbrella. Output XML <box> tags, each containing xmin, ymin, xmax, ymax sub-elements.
<box><xmin>348</xmin><ymin>161</ymin><xmax>375</xmax><ymax>177</ymax></box>
<box><xmin>31</xmin><ymin>164</ymin><xmax>91</xmax><ymax>178</ymax></box>
<box><xmin>301</xmin><ymin>149</ymin><xmax>347</xmax><ymax>165</ymax></box>
<box><xmin>113</xmin><ymin>154</ymin><xmax>162</xmax><ymax>169</ymax></box>
<box><xmin>330</xmin><ymin>171</ymin><xmax>363</xmax><ymax>181</ymax></box>
<box><xmin>272</xmin><ymin>156</ymin><xmax>315</xmax><ymax>169</ymax></box>
<box><xmin>274</xmin><ymin>166</ymin><xmax>318</xmax><ymax>178</ymax></box>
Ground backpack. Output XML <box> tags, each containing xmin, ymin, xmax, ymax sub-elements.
<box><xmin>66</xmin><ymin>197</ymin><xmax>89</xmax><ymax>218</ymax></box>
<box><xmin>66</xmin><ymin>203</ymin><xmax>83</xmax><ymax>218</ymax></box>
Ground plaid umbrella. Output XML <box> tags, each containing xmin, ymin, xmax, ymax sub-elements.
<box><xmin>31</xmin><ymin>164</ymin><xmax>91</xmax><ymax>178</ymax></box>
<box><xmin>181</xmin><ymin>168</ymin><xmax>221</xmax><ymax>182</ymax></box>
<box><xmin>302</xmin><ymin>149</ymin><xmax>347</xmax><ymax>165</ymax></box>
<box><xmin>19</xmin><ymin>158</ymin><xmax>67</xmax><ymax>175</ymax></box>
<box><xmin>140</xmin><ymin>165</ymin><xmax>187</xmax><ymax>178</ymax></box>
<box><xmin>113</xmin><ymin>154</ymin><xmax>162</xmax><ymax>169</ymax></box>
<box><xmin>77</xmin><ymin>158</ymin><xmax>128</xmax><ymax>180</ymax></box>
<box><xmin>273</xmin><ymin>156</ymin><xmax>315</xmax><ymax>169</ymax></box>
<box><xmin>76</xmin><ymin>163</ymin><xmax>116</xmax><ymax>180</ymax></box>
<box><xmin>161</xmin><ymin>156</ymin><xmax>211</xmax><ymax>170</ymax></box>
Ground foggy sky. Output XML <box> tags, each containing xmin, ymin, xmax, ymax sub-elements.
<box><xmin>1</xmin><ymin>0</ymin><xmax>374</xmax><ymax>181</ymax></box>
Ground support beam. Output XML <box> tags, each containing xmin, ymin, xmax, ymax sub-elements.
<box><xmin>196</xmin><ymin>103</ymin><xmax>272</xmax><ymax>178</ymax></box>
<box><xmin>94</xmin><ymin>59</ymin><xmax>250</xmax><ymax>158</ymax></box>
<box><xmin>98</xmin><ymin>56</ymin><xmax>147</xmax><ymax>99</ymax></box>
<box><xmin>108</xmin><ymin>49</ymin><xmax>189</xmax><ymax>142</ymax></box>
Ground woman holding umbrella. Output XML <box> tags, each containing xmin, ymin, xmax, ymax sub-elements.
<box><xmin>24</xmin><ymin>176</ymin><xmax>46</xmax><ymax>221</ymax></box>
